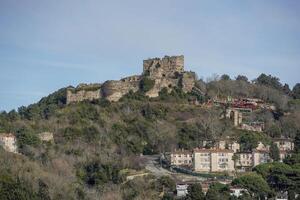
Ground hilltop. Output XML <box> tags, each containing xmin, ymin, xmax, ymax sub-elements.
<box><xmin>0</xmin><ymin>56</ymin><xmax>300</xmax><ymax>199</ymax></box>
<box><xmin>66</xmin><ymin>55</ymin><xmax>198</xmax><ymax>103</ymax></box>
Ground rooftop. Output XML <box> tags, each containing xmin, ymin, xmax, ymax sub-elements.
<box><xmin>193</xmin><ymin>148</ymin><xmax>234</xmax><ymax>153</ymax></box>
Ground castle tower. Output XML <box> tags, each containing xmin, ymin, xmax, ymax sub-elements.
<box><xmin>143</xmin><ymin>55</ymin><xmax>184</xmax><ymax>79</ymax></box>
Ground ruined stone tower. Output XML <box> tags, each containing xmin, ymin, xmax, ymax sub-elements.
<box><xmin>66</xmin><ymin>55</ymin><xmax>197</xmax><ymax>104</ymax></box>
<box><xmin>143</xmin><ymin>55</ymin><xmax>184</xmax><ymax>79</ymax></box>
<box><xmin>142</xmin><ymin>55</ymin><xmax>196</xmax><ymax>97</ymax></box>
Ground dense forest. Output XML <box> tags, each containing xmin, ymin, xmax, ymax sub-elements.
<box><xmin>0</xmin><ymin>73</ymin><xmax>300</xmax><ymax>200</ymax></box>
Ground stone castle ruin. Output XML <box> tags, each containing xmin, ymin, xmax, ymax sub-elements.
<box><xmin>66</xmin><ymin>55</ymin><xmax>197</xmax><ymax>104</ymax></box>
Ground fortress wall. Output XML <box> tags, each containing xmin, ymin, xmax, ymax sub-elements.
<box><xmin>101</xmin><ymin>78</ymin><xmax>140</xmax><ymax>102</ymax></box>
<box><xmin>66</xmin><ymin>89</ymin><xmax>101</xmax><ymax>104</ymax></box>
<box><xmin>66</xmin><ymin>55</ymin><xmax>197</xmax><ymax>104</ymax></box>
<box><xmin>145</xmin><ymin>78</ymin><xmax>179</xmax><ymax>98</ymax></box>
<box><xmin>181</xmin><ymin>72</ymin><xmax>196</xmax><ymax>93</ymax></box>
<box><xmin>143</xmin><ymin>55</ymin><xmax>184</xmax><ymax>78</ymax></box>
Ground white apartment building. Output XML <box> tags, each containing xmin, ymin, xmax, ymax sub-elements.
<box><xmin>274</xmin><ymin>138</ymin><xmax>294</xmax><ymax>151</ymax></box>
<box><xmin>170</xmin><ymin>149</ymin><xmax>193</xmax><ymax>166</ymax></box>
<box><xmin>252</xmin><ymin>150</ymin><xmax>271</xmax><ymax>166</ymax></box>
<box><xmin>193</xmin><ymin>148</ymin><xmax>235</xmax><ymax>172</ymax></box>
<box><xmin>217</xmin><ymin>140</ymin><xmax>240</xmax><ymax>153</ymax></box>
<box><xmin>235</xmin><ymin>152</ymin><xmax>253</xmax><ymax>169</ymax></box>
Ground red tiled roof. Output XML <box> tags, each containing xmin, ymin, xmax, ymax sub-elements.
<box><xmin>193</xmin><ymin>148</ymin><xmax>234</xmax><ymax>153</ymax></box>
<box><xmin>171</xmin><ymin>149</ymin><xmax>192</xmax><ymax>155</ymax></box>
<box><xmin>273</xmin><ymin>138</ymin><xmax>293</xmax><ymax>141</ymax></box>
<box><xmin>252</xmin><ymin>149</ymin><xmax>269</xmax><ymax>153</ymax></box>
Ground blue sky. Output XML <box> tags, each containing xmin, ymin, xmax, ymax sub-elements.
<box><xmin>0</xmin><ymin>0</ymin><xmax>300</xmax><ymax>111</ymax></box>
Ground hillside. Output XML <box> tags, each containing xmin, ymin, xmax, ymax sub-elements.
<box><xmin>0</xmin><ymin>72</ymin><xmax>300</xmax><ymax>200</ymax></box>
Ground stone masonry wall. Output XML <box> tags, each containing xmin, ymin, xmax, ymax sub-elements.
<box><xmin>66</xmin><ymin>83</ymin><xmax>102</xmax><ymax>104</ymax></box>
<box><xmin>181</xmin><ymin>72</ymin><xmax>196</xmax><ymax>93</ymax></box>
<box><xmin>143</xmin><ymin>55</ymin><xmax>194</xmax><ymax>97</ymax></box>
<box><xmin>66</xmin><ymin>55</ymin><xmax>197</xmax><ymax>103</ymax></box>
<box><xmin>101</xmin><ymin>75</ymin><xmax>141</xmax><ymax>101</ymax></box>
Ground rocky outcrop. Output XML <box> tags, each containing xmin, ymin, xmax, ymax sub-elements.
<box><xmin>66</xmin><ymin>55</ymin><xmax>197</xmax><ymax>104</ymax></box>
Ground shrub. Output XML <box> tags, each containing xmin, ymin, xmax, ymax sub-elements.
<box><xmin>78</xmin><ymin>161</ymin><xmax>124</xmax><ymax>187</ymax></box>
<box><xmin>139</xmin><ymin>77</ymin><xmax>155</xmax><ymax>93</ymax></box>
<box><xmin>0</xmin><ymin>173</ymin><xmax>38</xmax><ymax>200</ymax></box>
<box><xmin>16</xmin><ymin>128</ymin><xmax>40</xmax><ymax>148</ymax></box>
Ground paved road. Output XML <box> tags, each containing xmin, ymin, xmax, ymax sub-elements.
<box><xmin>142</xmin><ymin>155</ymin><xmax>206</xmax><ymax>182</ymax></box>
<box><xmin>143</xmin><ymin>154</ymin><xmax>172</xmax><ymax>177</ymax></box>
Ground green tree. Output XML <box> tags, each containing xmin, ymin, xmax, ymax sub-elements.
<box><xmin>239</xmin><ymin>133</ymin><xmax>259</xmax><ymax>152</ymax></box>
<box><xmin>235</xmin><ymin>75</ymin><xmax>248</xmax><ymax>82</ymax></box>
<box><xmin>270</xmin><ymin>143</ymin><xmax>280</xmax><ymax>161</ymax></box>
<box><xmin>292</xmin><ymin>83</ymin><xmax>300</xmax><ymax>99</ymax></box>
<box><xmin>78</xmin><ymin>161</ymin><xmax>123</xmax><ymax>187</ymax></box>
<box><xmin>0</xmin><ymin>173</ymin><xmax>37</xmax><ymax>200</ymax></box>
<box><xmin>139</xmin><ymin>77</ymin><xmax>155</xmax><ymax>93</ymax></box>
<box><xmin>220</xmin><ymin>74</ymin><xmax>231</xmax><ymax>81</ymax></box>
<box><xmin>232</xmin><ymin>173</ymin><xmax>272</xmax><ymax>199</ymax></box>
<box><xmin>37</xmin><ymin>179</ymin><xmax>51</xmax><ymax>200</ymax></box>
<box><xmin>205</xmin><ymin>182</ymin><xmax>230</xmax><ymax>200</ymax></box>
<box><xmin>255</xmin><ymin>73</ymin><xmax>283</xmax><ymax>90</ymax></box>
<box><xmin>16</xmin><ymin>128</ymin><xmax>40</xmax><ymax>149</ymax></box>
<box><xmin>185</xmin><ymin>183</ymin><xmax>205</xmax><ymax>200</ymax></box>
<box><xmin>284</xmin><ymin>153</ymin><xmax>300</xmax><ymax>166</ymax></box>
<box><xmin>254</xmin><ymin>162</ymin><xmax>299</xmax><ymax>198</ymax></box>
<box><xmin>266</xmin><ymin>124</ymin><xmax>281</xmax><ymax>138</ymax></box>
<box><xmin>283</xmin><ymin>83</ymin><xmax>291</xmax><ymax>95</ymax></box>
<box><xmin>294</xmin><ymin>130</ymin><xmax>300</xmax><ymax>153</ymax></box>
<box><xmin>267</xmin><ymin>163</ymin><xmax>294</xmax><ymax>195</ymax></box>
<box><xmin>157</xmin><ymin>176</ymin><xmax>175</xmax><ymax>193</ymax></box>
<box><xmin>253</xmin><ymin>163</ymin><xmax>273</xmax><ymax>179</ymax></box>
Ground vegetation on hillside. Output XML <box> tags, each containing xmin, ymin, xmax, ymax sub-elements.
<box><xmin>0</xmin><ymin>73</ymin><xmax>299</xmax><ymax>199</ymax></box>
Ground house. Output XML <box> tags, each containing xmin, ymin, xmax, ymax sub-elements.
<box><xmin>170</xmin><ymin>149</ymin><xmax>193</xmax><ymax>166</ymax></box>
<box><xmin>235</xmin><ymin>152</ymin><xmax>253</xmax><ymax>171</ymax></box>
<box><xmin>216</xmin><ymin>140</ymin><xmax>240</xmax><ymax>153</ymax></box>
<box><xmin>274</xmin><ymin>138</ymin><xmax>294</xmax><ymax>151</ymax></box>
<box><xmin>226</xmin><ymin>108</ymin><xmax>243</xmax><ymax>127</ymax></box>
<box><xmin>252</xmin><ymin>150</ymin><xmax>271</xmax><ymax>166</ymax></box>
<box><xmin>193</xmin><ymin>148</ymin><xmax>235</xmax><ymax>172</ymax></box>
<box><xmin>275</xmin><ymin>191</ymin><xmax>288</xmax><ymax>200</ymax></box>
<box><xmin>230</xmin><ymin>187</ymin><xmax>248</xmax><ymax>197</ymax></box>
<box><xmin>231</xmin><ymin>98</ymin><xmax>258</xmax><ymax>112</ymax></box>
<box><xmin>256</xmin><ymin>142</ymin><xmax>270</xmax><ymax>151</ymax></box>
<box><xmin>279</xmin><ymin>150</ymin><xmax>292</xmax><ymax>162</ymax></box>
<box><xmin>240</xmin><ymin>122</ymin><xmax>264</xmax><ymax>132</ymax></box>
<box><xmin>0</xmin><ymin>133</ymin><xmax>18</xmax><ymax>153</ymax></box>
<box><xmin>201</xmin><ymin>140</ymin><xmax>214</xmax><ymax>148</ymax></box>
<box><xmin>176</xmin><ymin>184</ymin><xmax>189</xmax><ymax>197</ymax></box>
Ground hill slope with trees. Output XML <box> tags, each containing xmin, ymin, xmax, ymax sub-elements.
<box><xmin>0</xmin><ymin>73</ymin><xmax>300</xmax><ymax>200</ymax></box>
